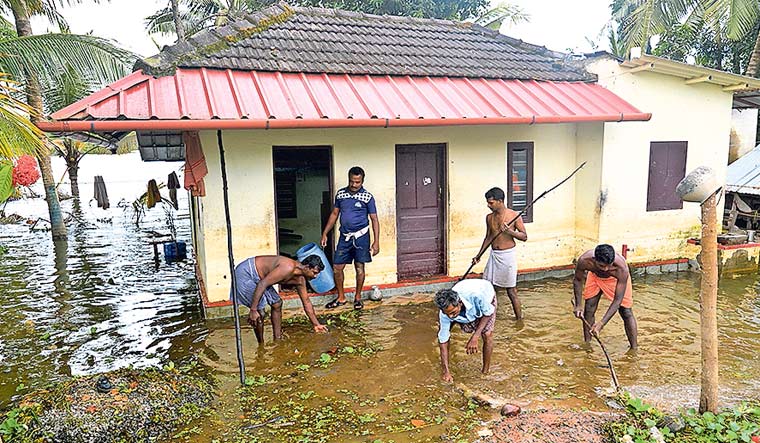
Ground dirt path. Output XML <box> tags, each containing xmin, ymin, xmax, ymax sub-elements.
<box><xmin>480</xmin><ymin>410</ymin><xmax>617</xmax><ymax>443</ymax></box>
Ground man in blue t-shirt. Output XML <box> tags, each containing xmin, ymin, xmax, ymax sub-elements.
<box><xmin>320</xmin><ymin>166</ymin><xmax>380</xmax><ymax>310</ymax></box>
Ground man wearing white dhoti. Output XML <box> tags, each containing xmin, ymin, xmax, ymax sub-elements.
<box><xmin>472</xmin><ymin>187</ymin><xmax>528</xmax><ymax>319</ymax></box>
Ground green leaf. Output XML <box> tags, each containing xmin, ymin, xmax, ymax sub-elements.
<box><xmin>0</xmin><ymin>160</ymin><xmax>12</xmax><ymax>201</ymax></box>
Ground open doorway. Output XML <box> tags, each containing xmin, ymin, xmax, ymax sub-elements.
<box><xmin>273</xmin><ymin>146</ymin><xmax>333</xmax><ymax>263</ymax></box>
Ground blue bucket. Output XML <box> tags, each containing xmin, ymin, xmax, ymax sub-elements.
<box><xmin>296</xmin><ymin>242</ymin><xmax>335</xmax><ymax>293</ymax></box>
<box><xmin>164</xmin><ymin>241</ymin><xmax>187</xmax><ymax>262</ymax></box>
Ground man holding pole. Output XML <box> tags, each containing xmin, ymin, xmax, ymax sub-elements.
<box><xmin>572</xmin><ymin>244</ymin><xmax>638</xmax><ymax>349</ymax></box>
<box><xmin>472</xmin><ymin>187</ymin><xmax>527</xmax><ymax>319</ymax></box>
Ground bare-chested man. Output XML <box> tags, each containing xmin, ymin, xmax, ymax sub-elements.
<box><xmin>472</xmin><ymin>187</ymin><xmax>527</xmax><ymax>319</ymax></box>
<box><xmin>572</xmin><ymin>244</ymin><xmax>638</xmax><ymax>349</ymax></box>
<box><xmin>230</xmin><ymin>255</ymin><xmax>329</xmax><ymax>344</ymax></box>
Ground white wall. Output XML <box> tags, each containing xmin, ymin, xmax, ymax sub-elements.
<box><xmin>587</xmin><ymin>57</ymin><xmax>734</xmax><ymax>262</ymax></box>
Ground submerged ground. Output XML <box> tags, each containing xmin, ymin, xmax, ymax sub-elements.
<box><xmin>1</xmin><ymin>154</ymin><xmax>760</xmax><ymax>441</ymax></box>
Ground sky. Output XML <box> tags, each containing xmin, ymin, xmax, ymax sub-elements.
<box><xmin>27</xmin><ymin>0</ymin><xmax>613</xmax><ymax>58</ymax></box>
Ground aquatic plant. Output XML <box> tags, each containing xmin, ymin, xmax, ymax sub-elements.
<box><xmin>605</xmin><ymin>394</ymin><xmax>760</xmax><ymax>443</ymax></box>
<box><xmin>0</xmin><ymin>366</ymin><xmax>215</xmax><ymax>443</ymax></box>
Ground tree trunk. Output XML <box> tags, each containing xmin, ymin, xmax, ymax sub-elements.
<box><xmin>68</xmin><ymin>161</ymin><xmax>80</xmax><ymax>198</ymax></box>
<box><xmin>699</xmin><ymin>192</ymin><xmax>719</xmax><ymax>413</ymax></box>
<box><xmin>171</xmin><ymin>0</ymin><xmax>185</xmax><ymax>43</ymax></box>
<box><xmin>12</xmin><ymin>1</ymin><xmax>67</xmax><ymax>241</ymax></box>
<box><xmin>65</xmin><ymin>141</ymin><xmax>80</xmax><ymax>198</ymax></box>
<box><xmin>745</xmin><ymin>30</ymin><xmax>760</xmax><ymax>77</ymax></box>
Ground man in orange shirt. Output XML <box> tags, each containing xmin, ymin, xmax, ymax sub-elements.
<box><xmin>572</xmin><ymin>244</ymin><xmax>637</xmax><ymax>349</ymax></box>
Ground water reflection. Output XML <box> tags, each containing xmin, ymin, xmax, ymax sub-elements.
<box><xmin>0</xmin><ymin>154</ymin><xmax>207</xmax><ymax>407</ymax></box>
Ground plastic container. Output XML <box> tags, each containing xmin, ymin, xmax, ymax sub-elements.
<box><xmin>676</xmin><ymin>166</ymin><xmax>720</xmax><ymax>203</ymax></box>
<box><xmin>370</xmin><ymin>285</ymin><xmax>383</xmax><ymax>301</ymax></box>
<box><xmin>296</xmin><ymin>242</ymin><xmax>335</xmax><ymax>293</ymax></box>
<box><xmin>164</xmin><ymin>241</ymin><xmax>187</xmax><ymax>262</ymax></box>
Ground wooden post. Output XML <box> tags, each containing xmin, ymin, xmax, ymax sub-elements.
<box><xmin>699</xmin><ymin>192</ymin><xmax>719</xmax><ymax>413</ymax></box>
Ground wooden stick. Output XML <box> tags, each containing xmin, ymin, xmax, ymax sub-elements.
<box><xmin>571</xmin><ymin>299</ymin><xmax>620</xmax><ymax>392</ymax></box>
<box><xmin>458</xmin><ymin>162</ymin><xmax>586</xmax><ymax>282</ymax></box>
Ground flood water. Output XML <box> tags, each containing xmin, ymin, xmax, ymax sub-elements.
<box><xmin>2</xmin><ymin>154</ymin><xmax>760</xmax><ymax>441</ymax></box>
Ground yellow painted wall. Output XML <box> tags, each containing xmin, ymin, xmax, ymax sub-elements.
<box><xmin>197</xmin><ymin>124</ymin><xmax>583</xmax><ymax>303</ymax></box>
<box><xmin>574</xmin><ymin>122</ymin><xmax>604</xmax><ymax>255</ymax></box>
<box><xmin>587</xmin><ymin>57</ymin><xmax>733</xmax><ymax>264</ymax></box>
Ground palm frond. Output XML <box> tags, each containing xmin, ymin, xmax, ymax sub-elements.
<box><xmin>0</xmin><ymin>73</ymin><xmax>45</xmax><ymax>159</ymax></box>
<box><xmin>473</xmin><ymin>2</ymin><xmax>530</xmax><ymax>30</ymax></box>
<box><xmin>39</xmin><ymin>0</ymin><xmax>71</xmax><ymax>32</ymax></box>
<box><xmin>617</xmin><ymin>0</ymin><xmax>696</xmax><ymax>53</ymax></box>
<box><xmin>43</xmin><ymin>65</ymin><xmax>92</xmax><ymax>114</ymax></box>
<box><xmin>0</xmin><ymin>33</ymin><xmax>136</xmax><ymax>90</ymax></box>
<box><xmin>146</xmin><ymin>7</ymin><xmax>213</xmax><ymax>38</ymax></box>
<box><xmin>702</xmin><ymin>0</ymin><xmax>759</xmax><ymax>40</ymax></box>
<box><xmin>0</xmin><ymin>16</ymin><xmax>17</xmax><ymax>41</ymax></box>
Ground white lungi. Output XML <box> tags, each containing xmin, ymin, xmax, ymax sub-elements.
<box><xmin>482</xmin><ymin>248</ymin><xmax>517</xmax><ymax>288</ymax></box>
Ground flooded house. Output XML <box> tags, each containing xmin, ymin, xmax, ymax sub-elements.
<box><xmin>38</xmin><ymin>3</ymin><xmax>760</xmax><ymax>317</ymax></box>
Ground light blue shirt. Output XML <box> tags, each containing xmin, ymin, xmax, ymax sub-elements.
<box><xmin>437</xmin><ymin>279</ymin><xmax>496</xmax><ymax>343</ymax></box>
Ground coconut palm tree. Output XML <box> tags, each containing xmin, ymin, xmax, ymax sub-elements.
<box><xmin>472</xmin><ymin>1</ymin><xmax>529</xmax><ymax>31</ymax></box>
<box><xmin>613</xmin><ymin>0</ymin><xmax>760</xmax><ymax>75</ymax></box>
<box><xmin>1</xmin><ymin>1</ymin><xmax>135</xmax><ymax>241</ymax></box>
<box><xmin>146</xmin><ymin>0</ymin><xmax>277</xmax><ymax>41</ymax></box>
<box><xmin>0</xmin><ymin>72</ymin><xmax>44</xmax><ymax>158</ymax></box>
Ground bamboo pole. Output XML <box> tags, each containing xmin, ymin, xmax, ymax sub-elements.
<box><xmin>217</xmin><ymin>129</ymin><xmax>246</xmax><ymax>385</ymax></box>
<box><xmin>699</xmin><ymin>192</ymin><xmax>719</xmax><ymax>413</ymax></box>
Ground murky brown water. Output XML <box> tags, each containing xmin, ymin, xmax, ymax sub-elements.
<box><xmin>191</xmin><ymin>273</ymin><xmax>760</xmax><ymax>441</ymax></box>
<box><xmin>2</xmin><ymin>155</ymin><xmax>760</xmax><ymax>441</ymax></box>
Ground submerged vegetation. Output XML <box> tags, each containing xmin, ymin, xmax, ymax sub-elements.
<box><xmin>0</xmin><ymin>363</ymin><xmax>214</xmax><ymax>443</ymax></box>
<box><xmin>204</xmin><ymin>309</ymin><xmax>486</xmax><ymax>443</ymax></box>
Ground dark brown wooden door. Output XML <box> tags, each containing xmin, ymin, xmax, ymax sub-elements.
<box><xmin>396</xmin><ymin>144</ymin><xmax>446</xmax><ymax>279</ymax></box>
<box><xmin>647</xmin><ymin>141</ymin><xmax>688</xmax><ymax>211</ymax></box>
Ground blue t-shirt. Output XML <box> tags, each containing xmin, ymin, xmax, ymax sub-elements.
<box><xmin>334</xmin><ymin>186</ymin><xmax>377</xmax><ymax>233</ymax></box>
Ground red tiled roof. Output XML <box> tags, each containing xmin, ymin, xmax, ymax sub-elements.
<box><xmin>43</xmin><ymin>68</ymin><xmax>650</xmax><ymax>131</ymax></box>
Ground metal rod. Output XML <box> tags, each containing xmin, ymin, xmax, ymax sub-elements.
<box><xmin>458</xmin><ymin>162</ymin><xmax>586</xmax><ymax>281</ymax></box>
<box><xmin>217</xmin><ymin>129</ymin><xmax>246</xmax><ymax>384</ymax></box>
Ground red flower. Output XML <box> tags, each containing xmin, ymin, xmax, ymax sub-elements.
<box><xmin>750</xmin><ymin>436</ymin><xmax>760</xmax><ymax>443</ymax></box>
<box><xmin>12</xmin><ymin>155</ymin><xmax>40</xmax><ymax>187</ymax></box>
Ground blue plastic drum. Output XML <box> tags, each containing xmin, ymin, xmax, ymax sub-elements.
<box><xmin>295</xmin><ymin>242</ymin><xmax>335</xmax><ymax>293</ymax></box>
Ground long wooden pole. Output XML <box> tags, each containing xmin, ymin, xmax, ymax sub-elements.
<box><xmin>218</xmin><ymin>130</ymin><xmax>246</xmax><ymax>385</ymax></box>
<box><xmin>571</xmin><ymin>300</ymin><xmax>620</xmax><ymax>391</ymax></box>
<box><xmin>699</xmin><ymin>192</ymin><xmax>719</xmax><ymax>413</ymax></box>
<box><xmin>458</xmin><ymin>162</ymin><xmax>586</xmax><ymax>281</ymax></box>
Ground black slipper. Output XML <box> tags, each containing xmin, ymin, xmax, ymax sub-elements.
<box><xmin>353</xmin><ymin>299</ymin><xmax>364</xmax><ymax>310</ymax></box>
<box><xmin>325</xmin><ymin>298</ymin><xmax>347</xmax><ymax>309</ymax></box>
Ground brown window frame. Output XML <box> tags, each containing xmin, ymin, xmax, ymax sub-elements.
<box><xmin>507</xmin><ymin>142</ymin><xmax>534</xmax><ymax>223</ymax></box>
<box><xmin>646</xmin><ymin>141</ymin><xmax>688</xmax><ymax>212</ymax></box>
